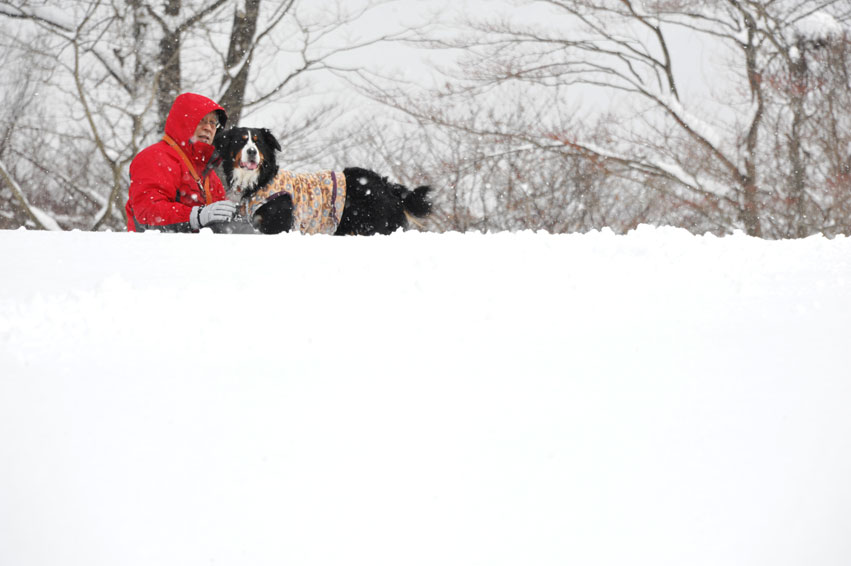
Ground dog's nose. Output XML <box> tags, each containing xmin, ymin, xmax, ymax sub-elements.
<box><xmin>246</xmin><ymin>147</ymin><xmax>257</xmax><ymax>158</ymax></box>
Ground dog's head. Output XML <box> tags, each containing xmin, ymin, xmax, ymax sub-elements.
<box><xmin>213</xmin><ymin>127</ymin><xmax>281</xmax><ymax>197</ymax></box>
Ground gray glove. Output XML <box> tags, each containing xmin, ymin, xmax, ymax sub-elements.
<box><xmin>190</xmin><ymin>200</ymin><xmax>237</xmax><ymax>230</ymax></box>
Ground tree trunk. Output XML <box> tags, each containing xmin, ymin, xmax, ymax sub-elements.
<box><xmin>220</xmin><ymin>0</ymin><xmax>261</xmax><ymax>126</ymax></box>
<box><xmin>788</xmin><ymin>38</ymin><xmax>809</xmax><ymax>238</ymax></box>
<box><xmin>741</xmin><ymin>9</ymin><xmax>763</xmax><ymax>238</ymax></box>
<box><xmin>157</xmin><ymin>0</ymin><xmax>182</xmax><ymax>130</ymax></box>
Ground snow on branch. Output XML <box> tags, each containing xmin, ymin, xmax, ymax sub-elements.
<box><xmin>0</xmin><ymin>160</ymin><xmax>62</xmax><ymax>231</ymax></box>
<box><xmin>656</xmin><ymin>93</ymin><xmax>724</xmax><ymax>151</ymax></box>
<box><xmin>0</xmin><ymin>3</ymin><xmax>75</xmax><ymax>33</ymax></box>
<box><xmin>792</xmin><ymin>11</ymin><xmax>846</xmax><ymax>42</ymax></box>
<box><xmin>542</xmin><ymin>132</ymin><xmax>734</xmax><ymax>205</ymax></box>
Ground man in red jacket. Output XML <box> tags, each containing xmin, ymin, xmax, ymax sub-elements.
<box><xmin>125</xmin><ymin>92</ymin><xmax>237</xmax><ymax>232</ymax></box>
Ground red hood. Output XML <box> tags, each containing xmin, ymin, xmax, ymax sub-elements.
<box><xmin>164</xmin><ymin>93</ymin><xmax>227</xmax><ymax>146</ymax></box>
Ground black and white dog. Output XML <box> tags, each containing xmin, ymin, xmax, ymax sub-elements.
<box><xmin>212</xmin><ymin>127</ymin><xmax>431</xmax><ymax>235</ymax></box>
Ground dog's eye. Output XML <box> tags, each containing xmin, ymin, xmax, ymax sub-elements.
<box><xmin>242</xmin><ymin>135</ymin><xmax>248</xmax><ymax>140</ymax></box>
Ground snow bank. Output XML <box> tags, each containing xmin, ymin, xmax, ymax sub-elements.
<box><xmin>1</xmin><ymin>226</ymin><xmax>850</xmax><ymax>566</ymax></box>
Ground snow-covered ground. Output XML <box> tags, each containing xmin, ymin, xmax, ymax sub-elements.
<box><xmin>1</xmin><ymin>226</ymin><xmax>850</xmax><ymax>565</ymax></box>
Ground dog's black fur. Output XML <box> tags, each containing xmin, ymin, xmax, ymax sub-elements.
<box><xmin>212</xmin><ymin>127</ymin><xmax>431</xmax><ymax>235</ymax></box>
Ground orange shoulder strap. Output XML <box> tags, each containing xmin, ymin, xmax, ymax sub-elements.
<box><xmin>162</xmin><ymin>134</ymin><xmax>213</xmax><ymax>204</ymax></box>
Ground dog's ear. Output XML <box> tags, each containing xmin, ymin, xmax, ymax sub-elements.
<box><xmin>260</xmin><ymin>128</ymin><xmax>281</xmax><ymax>153</ymax></box>
<box><xmin>213</xmin><ymin>127</ymin><xmax>229</xmax><ymax>151</ymax></box>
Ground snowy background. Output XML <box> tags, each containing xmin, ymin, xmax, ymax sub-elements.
<box><xmin>2</xmin><ymin>225</ymin><xmax>851</xmax><ymax>565</ymax></box>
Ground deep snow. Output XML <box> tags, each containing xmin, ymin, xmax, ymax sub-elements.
<box><xmin>1</xmin><ymin>226</ymin><xmax>850</xmax><ymax>566</ymax></box>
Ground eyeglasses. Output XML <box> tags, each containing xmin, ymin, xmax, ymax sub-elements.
<box><xmin>198</xmin><ymin>116</ymin><xmax>220</xmax><ymax>130</ymax></box>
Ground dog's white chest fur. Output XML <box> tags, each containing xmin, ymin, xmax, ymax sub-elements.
<box><xmin>229</xmin><ymin>167</ymin><xmax>261</xmax><ymax>195</ymax></box>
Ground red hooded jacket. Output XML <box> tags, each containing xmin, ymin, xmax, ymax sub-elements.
<box><xmin>125</xmin><ymin>93</ymin><xmax>228</xmax><ymax>232</ymax></box>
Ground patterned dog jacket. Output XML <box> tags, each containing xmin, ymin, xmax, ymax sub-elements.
<box><xmin>241</xmin><ymin>170</ymin><xmax>346</xmax><ymax>234</ymax></box>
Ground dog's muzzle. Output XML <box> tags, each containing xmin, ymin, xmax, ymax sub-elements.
<box><xmin>241</xmin><ymin>147</ymin><xmax>259</xmax><ymax>170</ymax></box>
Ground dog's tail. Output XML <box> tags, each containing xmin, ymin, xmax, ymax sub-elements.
<box><xmin>401</xmin><ymin>186</ymin><xmax>432</xmax><ymax>229</ymax></box>
<box><xmin>404</xmin><ymin>186</ymin><xmax>432</xmax><ymax>218</ymax></box>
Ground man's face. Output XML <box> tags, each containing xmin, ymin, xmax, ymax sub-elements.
<box><xmin>192</xmin><ymin>112</ymin><xmax>219</xmax><ymax>145</ymax></box>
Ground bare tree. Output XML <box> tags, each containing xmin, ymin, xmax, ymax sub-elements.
<box><xmin>218</xmin><ymin>0</ymin><xmax>265</xmax><ymax>125</ymax></box>
<box><xmin>357</xmin><ymin>0</ymin><xmax>851</xmax><ymax>237</ymax></box>
<box><xmin>756</xmin><ymin>9</ymin><xmax>851</xmax><ymax>237</ymax></box>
